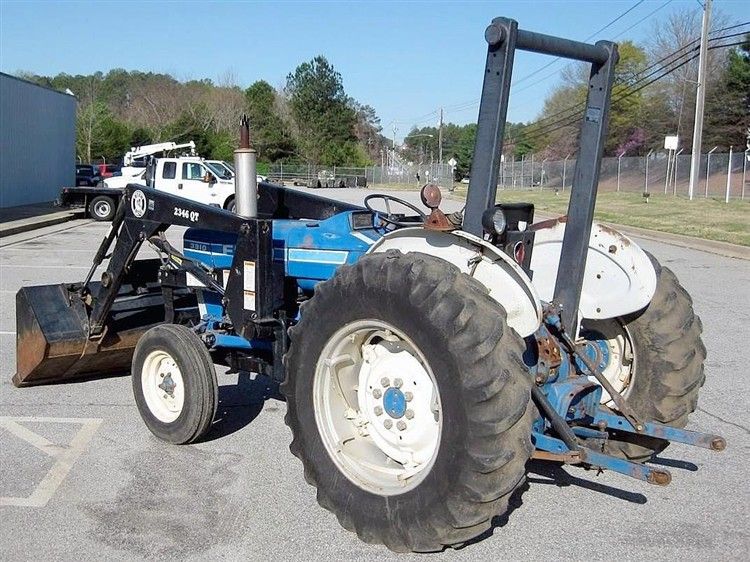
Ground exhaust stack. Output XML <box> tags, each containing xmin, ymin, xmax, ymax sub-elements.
<box><xmin>234</xmin><ymin>115</ymin><xmax>257</xmax><ymax>218</ymax></box>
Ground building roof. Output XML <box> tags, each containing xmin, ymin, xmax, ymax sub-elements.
<box><xmin>0</xmin><ymin>72</ymin><xmax>77</xmax><ymax>99</ymax></box>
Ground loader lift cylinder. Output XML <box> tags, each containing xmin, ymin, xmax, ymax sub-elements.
<box><xmin>464</xmin><ymin>17</ymin><xmax>618</xmax><ymax>332</ymax></box>
<box><xmin>234</xmin><ymin>115</ymin><xmax>258</xmax><ymax>218</ymax></box>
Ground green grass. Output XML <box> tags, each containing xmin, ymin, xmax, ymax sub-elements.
<box><xmin>375</xmin><ymin>183</ymin><xmax>750</xmax><ymax>246</ymax></box>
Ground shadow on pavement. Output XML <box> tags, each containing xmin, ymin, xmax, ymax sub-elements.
<box><xmin>526</xmin><ymin>459</ymin><xmax>648</xmax><ymax>504</ymax></box>
<box><xmin>203</xmin><ymin>372</ymin><xmax>283</xmax><ymax>442</ymax></box>
<box><xmin>650</xmin><ymin>456</ymin><xmax>698</xmax><ymax>472</ymax></box>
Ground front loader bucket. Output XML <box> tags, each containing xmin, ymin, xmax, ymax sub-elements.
<box><xmin>13</xmin><ymin>260</ymin><xmax>194</xmax><ymax>387</ymax></box>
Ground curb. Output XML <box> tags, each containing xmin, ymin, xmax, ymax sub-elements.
<box><xmin>0</xmin><ymin>210</ymin><xmax>84</xmax><ymax>239</ymax></box>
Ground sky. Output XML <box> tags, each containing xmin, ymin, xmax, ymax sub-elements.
<box><xmin>1</xmin><ymin>0</ymin><xmax>747</xmax><ymax>142</ymax></box>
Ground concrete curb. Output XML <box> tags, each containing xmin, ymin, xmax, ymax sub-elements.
<box><xmin>0</xmin><ymin>210</ymin><xmax>83</xmax><ymax>238</ymax></box>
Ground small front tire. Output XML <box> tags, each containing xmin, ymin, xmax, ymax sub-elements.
<box><xmin>132</xmin><ymin>324</ymin><xmax>218</xmax><ymax>444</ymax></box>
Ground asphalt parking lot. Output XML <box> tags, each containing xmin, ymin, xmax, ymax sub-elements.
<box><xmin>1</xmin><ymin>188</ymin><xmax>748</xmax><ymax>560</ymax></box>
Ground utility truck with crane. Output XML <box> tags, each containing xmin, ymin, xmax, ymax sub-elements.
<box><xmin>15</xmin><ymin>17</ymin><xmax>724</xmax><ymax>553</ymax></box>
<box><xmin>59</xmin><ymin>144</ymin><xmax>264</xmax><ymax>220</ymax></box>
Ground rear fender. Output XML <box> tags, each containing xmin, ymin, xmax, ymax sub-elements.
<box><xmin>530</xmin><ymin>219</ymin><xmax>657</xmax><ymax>320</ymax></box>
<box><xmin>367</xmin><ymin>228</ymin><xmax>542</xmax><ymax>337</ymax></box>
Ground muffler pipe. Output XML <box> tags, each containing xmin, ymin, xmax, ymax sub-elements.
<box><xmin>234</xmin><ymin>114</ymin><xmax>257</xmax><ymax>218</ymax></box>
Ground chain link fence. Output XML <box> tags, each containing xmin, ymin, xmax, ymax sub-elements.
<box><xmin>266</xmin><ymin>161</ymin><xmax>454</xmax><ymax>191</ymax></box>
<box><xmin>496</xmin><ymin>151</ymin><xmax>748</xmax><ymax>200</ymax></box>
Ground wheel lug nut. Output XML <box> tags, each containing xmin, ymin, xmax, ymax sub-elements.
<box><xmin>372</xmin><ymin>388</ymin><xmax>382</xmax><ymax>399</ymax></box>
<box><xmin>405</xmin><ymin>409</ymin><xmax>414</xmax><ymax>420</ymax></box>
<box><xmin>397</xmin><ymin>421</ymin><xmax>407</xmax><ymax>431</ymax></box>
<box><xmin>394</xmin><ymin>378</ymin><xmax>403</xmax><ymax>388</ymax></box>
<box><xmin>374</xmin><ymin>406</ymin><xmax>383</xmax><ymax>416</ymax></box>
<box><xmin>381</xmin><ymin>377</ymin><xmax>390</xmax><ymax>387</ymax></box>
<box><xmin>383</xmin><ymin>419</ymin><xmax>393</xmax><ymax>429</ymax></box>
<box><xmin>404</xmin><ymin>391</ymin><xmax>413</xmax><ymax>402</ymax></box>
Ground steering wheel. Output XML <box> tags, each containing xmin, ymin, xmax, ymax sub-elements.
<box><xmin>364</xmin><ymin>194</ymin><xmax>426</xmax><ymax>228</ymax></box>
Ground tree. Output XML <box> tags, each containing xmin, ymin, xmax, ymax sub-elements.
<box><xmin>245</xmin><ymin>80</ymin><xmax>296</xmax><ymax>162</ymax></box>
<box><xmin>285</xmin><ymin>56</ymin><xmax>357</xmax><ymax>165</ymax></box>
<box><xmin>705</xmin><ymin>35</ymin><xmax>750</xmax><ymax>149</ymax></box>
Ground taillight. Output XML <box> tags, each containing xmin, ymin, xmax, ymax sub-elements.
<box><xmin>513</xmin><ymin>241</ymin><xmax>525</xmax><ymax>264</ymax></box>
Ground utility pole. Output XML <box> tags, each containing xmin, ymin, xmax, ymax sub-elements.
<box><xmin>391</xmin><ymin>123</ymin><xmax>397</xmax><ymax>149</ymax></box>
<box><xmin>688</xmin><ymin>0</ymin><xmax>712</xmax><ymax>201</ymax></box>
<box><xmin>438</xmin><ymin>107</ymin><xmax>443</xmax><ymax>165</ymax></box>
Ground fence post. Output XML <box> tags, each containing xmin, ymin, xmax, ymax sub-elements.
<box><xmin>530</xmin><ymin>153</ymin><xmax>534</xmax><ymax>189</ymax></box>
<box><xmin>645</xmin><ymin>149</ymin><xmax>653</xmax><ymax>193</ymax></box>
<box><xmin>664</xmin><ymin>149</ymin><xmax>672</xmax><ymax>195</ymax></box>
<box><xmin>616</xmin><ymin>151</ymin><xmax>624</xmax><ymax>192</ymax></box>
<box><xmin>725</xmin><ymin>145</ymin><xmax>733</xmax><ymax>203</ymax></box>
<box><xmin>743</xmin><ymin>150</ymin><xmax>748</xmax><ymax>200</ymax></box>
<box><xmin>563</xmin><ymin>154</ymin><xmax>570</xmax><ymax>192</ymax></box>
<box><xmin>672</xmin><ymin>148</ymin><xmax>683</xmax><ymax>195</ymax></box>
<box><xmin>706</xmin><ymin>146</ymin><xmax>718</xmax><ymax>198</ymax></box>
<box><xmin>521</xmin><ymin>155</ymin><xmax>525</xmax><ymax>189</ymax></box>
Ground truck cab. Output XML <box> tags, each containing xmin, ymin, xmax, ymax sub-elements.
<box><xmin>152</xmin><ymin>157</ymin><xmax>237</xmax><ymax>209</ymax></box>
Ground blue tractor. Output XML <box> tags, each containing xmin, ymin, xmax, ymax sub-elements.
<box><xmin>14</xmin><ymin>18</ymin><xmax>724</xmax><ymax>552</ymax></box>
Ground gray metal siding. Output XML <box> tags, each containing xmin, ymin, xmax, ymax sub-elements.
<box><xmin>0</xmin><ymin>73</ymin><xmax>76</xmax><ymax>208</ymax></box>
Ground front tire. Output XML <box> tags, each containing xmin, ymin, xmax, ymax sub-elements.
<box><xmin>132</xmin><ymin>324</ymin><xmax>218</xmax><ymax>444</ymax></box>
<box><xmin>282</xmin><ymin>251</ymin><xmax>533</xmax><ymax>552</ymax></box>
<box><xmin>88</xmin><ymin>195</ymin><xmax>115</xmax><ymax>221</ymax></box>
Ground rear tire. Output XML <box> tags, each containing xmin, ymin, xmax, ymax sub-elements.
<box><xmin>88</xmin><ymin>195</ymin><xmax>115</xmax><ymax>221</ymax></box>
<box><xmin>132</xmin><ymin>324</ymin><xmax>218</xmax><ymax>444</ymax></box>
<box><xmin>225</xmin><ymin>198</ymin><xmax>236</xmax><ymax>213</ymax></box>
<box><xmin>282</xmin><ymin>251</ymin><xmax>533</xmax><ymax>552</ymax></box>
<box><xmin>597</xmin><ymin>254</ymin><xmax>706</xmax><ymax>461</ymax></box>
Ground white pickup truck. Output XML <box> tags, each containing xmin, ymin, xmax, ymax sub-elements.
<box><xmin>58</xmin><ymin>157</ymin><xmax>254</xmax><ymax>220</ymax></box>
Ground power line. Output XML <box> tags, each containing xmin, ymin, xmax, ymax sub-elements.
<box><xmin>441</xmin><ymin>0</ymin><xmax>674</xmax><ymax>119</ymax></box>
<box><xmin>508</xmin><ymin>36</ymin><xmax>746</xmax><ymax>147</ymax></box>
<box><xmin>512</xmin><ymin>0</ymin><xmax>647</xmax><ymax>89</ymax></box>
<box><xmin>519</xmin><ymin>24</ymin><xmax>748</xmax><ymax>135</ymax></box>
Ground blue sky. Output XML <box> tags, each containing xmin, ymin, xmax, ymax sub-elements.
<box><xmin>1</xmin><ymin>0</ymin><xmax>747</xmax><ymax>141</ymax></box>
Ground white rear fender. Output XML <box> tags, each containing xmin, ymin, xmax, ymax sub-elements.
<box><xmin>367</xmin><ymin>229</ymin><xmax>542</xmax><ymax>337</ymax></box>
<box><xmin>530</xmin><ymin>219</ymin><xmax>657</xmax><ymax>320</ymax></box>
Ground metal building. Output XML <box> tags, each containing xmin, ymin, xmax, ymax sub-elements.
<box><xmin>0</xmin><ymin>73</ymin><xmax>76</xmax><ymax>208</ymax></box>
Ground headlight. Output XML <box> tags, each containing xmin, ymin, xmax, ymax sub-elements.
<box><xmin>481</xmin><ymin>207</ymin><xmax>507</xmax><ymax>236</ymax></box>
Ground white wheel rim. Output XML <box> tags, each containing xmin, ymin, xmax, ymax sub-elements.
<box><xmin>313</xmin><ymin>319</ymin><xmax>442</xmax><ymax>496</ymax></box>
<box><xmin>581</xmin><ymin>319</ymin><xmax>636</xmax><ymax>406</ymax></box>
<box><xmin>141</xmin><ymin>350</ymin><xmax>185</xmax><ymax>423</ymax></box>
<box><xmin>94</xmin><ymin>201</ymin><xmax>110</xmax><ymax>217</ymax></box>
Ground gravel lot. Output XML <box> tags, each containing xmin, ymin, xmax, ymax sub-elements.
<box><xmin>1</xmin><ymin>188</ymin><xmax>748</xmax><ymax>560</ymax></box>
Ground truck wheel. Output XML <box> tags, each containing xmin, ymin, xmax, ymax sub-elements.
<box><xmin>583</xmin><ymin>254</ymin><xmax>705</xmax><ymax>462</ymax></box>
<box><xmin>225</xmin><ymin>198</ymin><xmax>236</xmax><ymax>213</ymax></box>
<box><xmin>282</xmin><ymin>251</ymin><xmax>533</xmax><ymax>552</ymax></box>
<box><xmin>132</xmin><ymin>324</ymin><xmax>218</xmax><ymax>444</ymax></box>
<box><xmin>88</xmin><ymin>196</ymin><xmax>115</xmax><ymax>221</ymax></box>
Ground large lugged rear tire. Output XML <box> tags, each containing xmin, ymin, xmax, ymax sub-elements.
<box><xmin>132</xmin><ymin>324</ymin><xmax>218</xmax><ymax>444</ymax></box>
<box><xmin>600</xmin><ymin>254</ymin><xmax>706</xmax><ymax>461</ymax></box>
<box><xmin>282</xmin><ymin>251</ymin><xmax>533</xmax><ymax>552</ymax></box>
